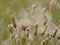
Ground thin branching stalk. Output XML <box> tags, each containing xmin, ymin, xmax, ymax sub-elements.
<box><xmin>42</xmin><ymin>37</ymin><xmax>51</xmax><ymax>45</ymax></box>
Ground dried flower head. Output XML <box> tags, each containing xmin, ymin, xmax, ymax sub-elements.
<box><xmin>10</xmin><ymin>15</ymin><xmax>15</xmax><ymax>22</ymax></box>
<box><xmin>41</xmin><ymin>7</ymin><xmax>47</xmax><ymax>26</ymax></box>
<box><xmin>57</xmin><ymin>36</ymin><xmax>60</xmax><ymax>40</ymax></box>
<box><xmin>43</xmin><ymin>21</ymin><xmax>47</xmax><ymax>26</ymax></box>
<box><xmin>10</xmin><ymin>15</ymin><xmax>17</xmax><ymax>28</ymax></box>
<box><xmin>41</xmin><ymin>25</ymin><xmax>48</xmax><ymax>35</ymax></box>
<box><xmin>26</xmin><ymin>28</ymin><xmax>30</xmax><ymax>37</ymax></box>
<box><xmin>34</xmin><ymin>22</ymin><xmax>38</xmax><ymax>36</ymax></box>
<box><xmin>46</xmin><ymin>33</ymin><xmax>50</xmax><ymax>37</ymax></box>
<box><xmin>49</xmin><ymin>0</ymin><xmax>57</xmax><ymax>10</ymax></box>
<box><xmin>8</xmin><ymin>24</ymin><xmax>13</xmax><ymax>33</ymax></box>
<box><xmin>32</xmin><ymin>1</ymin><xmax>38</xmax><ymax>9</ymax></box>
<box><xmin>51</xmin><ymin>29</ymin><xmax>58</xmax><ymax>38</ymax></box>
<box><xmin>34</xmin><ymin>22</ymin><xmax>38</xmax><ymax>29</ymax></box>
<box><xmin>21</xmin><ymin>24</ymin><xmax>29</xmax><ymax>31</ymax></box>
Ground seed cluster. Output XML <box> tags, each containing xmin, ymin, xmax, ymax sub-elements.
<box><xmin>8</xmin><ymin>0</ymin><xmax>60</xmax><ymax>45</ymax></box>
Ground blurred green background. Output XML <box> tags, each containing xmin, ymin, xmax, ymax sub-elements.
<box><xmin>0</xmin><ymin>0</ymin><xmax>31</xmax><ymax>44</ymax></box>
<box><xmin>0</xmin><ymin>0</ymin><xmax>60</xmax><ymax>44</ymax></box>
